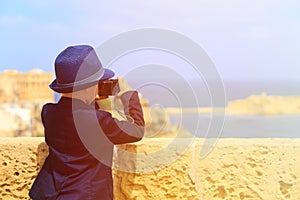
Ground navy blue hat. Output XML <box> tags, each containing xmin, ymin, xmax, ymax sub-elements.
<box><xmin>50</xmin><ymin>45</ymin><xmax>114</xmax><ymax>93</ymax></box>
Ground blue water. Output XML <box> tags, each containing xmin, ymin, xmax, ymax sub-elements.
<box><xmin>170</xmin><ymin>114</ymin><xmax>300</xmax><ymax>138</ymax></box>
<box><xmin>137</xmin><ymin>80</ymin><xmax>300</xmax><ymax>138</ymax></box>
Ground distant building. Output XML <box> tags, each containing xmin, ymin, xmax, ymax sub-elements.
<box><xmin>0</xmin><ymin>69</ymin><xmax>54</xmax><ymax>137</ymax></box>
<box><xmin>0</xmin><ymin>69</ymin><xmax>53</xmax><ymax>103</ymax></box>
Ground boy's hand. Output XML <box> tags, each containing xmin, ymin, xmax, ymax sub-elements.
<box><xmin>116</xmin><ymin>76</ymin><xmax>132</xmax><ymax>96</ymax></box>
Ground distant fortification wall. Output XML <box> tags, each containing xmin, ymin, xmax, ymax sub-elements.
<box><xmin>0</xmin><ymin>69</ymin><xmax>53</xmax><ymax>103</ymax></box>
<box><xmin>0</xmin><ymin>69</ymin><xmax>54</xmax><ymax>137</ymax></box>
<box><xmin>227</xmin><ymin>93</ymin><xmax>300</xmax><ymax>115</ymax></box>
<box><xmin>1</xmin><ymin>137</ymin><xmax>300</xmax><ymax>199</ymax></box>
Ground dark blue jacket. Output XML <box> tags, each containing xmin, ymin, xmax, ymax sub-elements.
<box><xmin>29</xmin><ymin>91</ymin><xmax>144</xmax><ymax>200</ymax></box>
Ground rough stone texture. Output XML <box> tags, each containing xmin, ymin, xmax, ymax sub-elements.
<box><xmin>0</xmin><ymin>137</ymin><xmax>48</xmax><ymax>199</ymax></box>
<box><xmin>114</xmin><ymin>138</ymin><xmax>300</xmax><ymax>200</ymax></box>
<box><xmin>1</xmin><ymin>138</ymin><xmax>300</xmax><ymax>199</ymax></box>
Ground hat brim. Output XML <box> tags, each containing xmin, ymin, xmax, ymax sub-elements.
<box><xmin>50</xmin><ymin>68</ymin><xmax>115</xmax><ymax>93</ymax></box>
<box><xmin>99</xmin><ymin>68</ymin><xmax>115</xmax><ymax>81</ymax></box>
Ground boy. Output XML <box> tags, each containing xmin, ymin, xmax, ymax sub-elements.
<box><xmin>29</xmin><ymin>45</ymin><xmax>144</xmax><ymax>199</ymax></box>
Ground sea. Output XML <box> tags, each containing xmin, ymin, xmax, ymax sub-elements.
<box><xmin>55</xmin><ymin>80</ymin><xmax>300</xmax><ymax>138</ymax></box>
<box><xmin>170</xmin><ymin>113</ymin><xmax>300</xmax><ymax>138</ymax></box>
<box><xmin>135</xmin><ymin>80</ymin><xmax>300</xmax><ymax>138</ymax></box>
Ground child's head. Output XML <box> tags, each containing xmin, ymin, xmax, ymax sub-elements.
<box><xmin>49</xmin><ymin>45</ymin><xmax>114</xmax><ymax>94</ymax></box>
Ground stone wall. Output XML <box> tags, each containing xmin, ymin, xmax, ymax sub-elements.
<box><xmin>0</xmin><ymin>137</ymin><xmax>48</xmax><ymax>199</ymax></box>
<box><xmin>1</xmin><ymin>137</ymin><xmax>300</xmax><ymax>199</ymax></box>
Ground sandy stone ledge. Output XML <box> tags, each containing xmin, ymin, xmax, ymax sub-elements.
<box><xmin>0</xmin><ymin>137</ymin><xmax>48</xmax><ymax>199</ymax></box>
<box><xmin>0</xmin><ymin>137</ymin><xmax>300</xmax><ymax>199</ymax></box>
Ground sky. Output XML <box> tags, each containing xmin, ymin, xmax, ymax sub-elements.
<box><xmin>0</xmin><ymin>0</ymin><xmax>300</xmax><ymax>81</ymax></box>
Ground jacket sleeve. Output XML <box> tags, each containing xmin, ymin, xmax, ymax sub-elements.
<box><xmin>98</xmin><ymin>91</ymin><xmax>145</xmax><ymax>144</ymax></box>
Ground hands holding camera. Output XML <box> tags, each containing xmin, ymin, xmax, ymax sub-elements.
<box><xmin>116</xmin><ymin>76</ymin><xmax>133</xmax><ymax>96</ymax></box>
<box><xmin>95</xmin><ymin>76</ymin><xmax>135</xmax><ymax>112</ymax></box>
<box><xmin>98</xmin><ymin>76</ymin><xmax>132</xmax><ymax>98</ymax></box>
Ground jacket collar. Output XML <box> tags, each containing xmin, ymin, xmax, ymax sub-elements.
<box><xmin>58</xmin><ymin>97</ymin><xmax>94</xmax><ymax>110</ymax></box>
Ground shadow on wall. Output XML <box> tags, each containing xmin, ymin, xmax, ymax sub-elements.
<box><xmin>36</xmin><ymin>142</ymin><xmax>49</xmax><ymax>171</ymax></box>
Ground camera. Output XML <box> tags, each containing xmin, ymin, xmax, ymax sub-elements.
<box><xmin>98</xmin><ymin>79</ymin><xmax>119</xmax><ymax>96</ymax></box>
